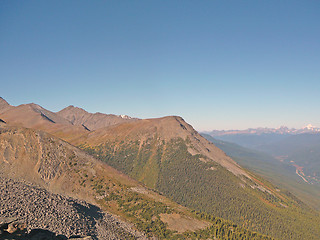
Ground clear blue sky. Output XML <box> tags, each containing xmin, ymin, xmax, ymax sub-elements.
<box><xmin>1</xmin><ymin>1</ymin><xmax>319</xmax><ymax>131</ymax></box>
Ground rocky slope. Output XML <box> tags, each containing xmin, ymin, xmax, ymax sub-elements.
<box><xmin>0</xmin><ymin>125</ymin><xmax>149</xmax><ymax>239</ymax></box>
<box><xmin>0</xmin><ymin>176</ymin><xmax>136</xmax><ymax>239</ymax></box>
<box><xmin>75</xmin><ymin>117</ymin><xmax>320</xmax><ymax>240</ymax></box>
<box><xmin>1</xmin><ymin>98</ymin><xmax>319</xmax><ymax>239</ymax></box>
<box><xmin>0</xmin><ymin>125</ymin><xmax>274</xmax><ymax>239</ymax></box>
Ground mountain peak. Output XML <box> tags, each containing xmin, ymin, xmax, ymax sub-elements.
<box><xmin>0</xmin><ymin>97</ymin><xmax>10</xmax><ymax>105</ymax></box>
<box><xmin>303</xmin><ymin>124</ymin><xmax>318</xmax><ymax>130</ymax></box>
<box><xmin>0</xmin><ymin>97</ymin><xmax>12</xmax><ymax>114</ymax></box>
<box><xmin>79</xmin><ymin>115</ymin><xmax>249</xmax><ymax>178</ymax></box>
<box><xmin>57</xmin><ymin>105</ymin><xmax>138</xmax><ymax>131</ymax></box>
<box><xmin>59</xmin><ymin>105</ymin><xmax>89</xmax><ymax>115</ymax></box>
<box><xmin>208</xmin><ymin>125</ymin><xmax>320</xmax><ymax>136</ymax></box>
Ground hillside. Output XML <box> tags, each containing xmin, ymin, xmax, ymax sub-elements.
<box><xmin>1</xmin><ymin>98</ymin><xmax>319</xmax><ymax>239</ymax></box>
<box><xmin>73</xmin><ymin>116</ymin><xmax>320</xmax><ymax>240</ymax></box>
<box><xmin>207</xmin><ymin>128</ymin><xmax>320</xmax><ymax>185</ymax></box>
<box><xmin>201</xmin><ymin>134</ymin><xmax>293</xmax><ymax>172</ymax></box>
<box><xmin>74</xmin><ymin>116</ymin><xmax>249</xmax><ymax>178</ymax></box>
<box><xmin>57</xmin><ymin>105</ymin><xmax>138</xmax><ymax>131</ymax></box>
<box><xmin>0</xmin><ymin>102</ymin><xmax>89</xmax><ymax>142</ymax></box>
<box><xmin>0</xmin><ymin>176</ymin><xmax>136</xmax><ymax>239</ymax></box>
<box><xmin>202</xmin><ymin>134</ymin><xmax>320</xmax><ymax>210</ymax></box>
<box><xmin>0</xmin><ymin>125</ymin><xmax>271</xmax><ymax>239</ymax></box>
<box><xmin>258</xmin><ymin>133</ymin><xmax>320</xmax><ymax>185</ymax></box>
<box><xmin>204</xmin><ymin>131</ymin><xmax>320</xmax><ymax>206</ymax></box>
<box><xmin>206</xmin><ymin>128</ymin><xmax>320</xmax><ymax>186</ymax></box>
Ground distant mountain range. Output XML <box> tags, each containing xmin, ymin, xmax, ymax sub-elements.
<box><xmin>207</xmin><ymin>125</ymin><xmax>320</xmax><ymax>136</ymax></box>
<box><xmin>204</xmin><ymin>126</ymin><xmax>320</xmax><ymax>185</ymax></box>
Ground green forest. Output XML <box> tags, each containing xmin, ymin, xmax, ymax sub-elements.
<box><xmin>70</xmin><ymin>149</ymin><xmax>271</xmax><ymax>240</ymax></box>
<box><xmin>82</xmin><ymin>137</ymin><xmax>320</xmax><ymax>240</ymax></box>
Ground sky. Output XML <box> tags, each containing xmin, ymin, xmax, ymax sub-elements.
<box><xmin>0</xmin><ymin>1</ymin><xmax>319</xmax><ymax>131</ymax></box>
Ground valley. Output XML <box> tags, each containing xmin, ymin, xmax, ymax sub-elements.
<box><xmin>203</xmin><ymin>129</ymin><xmax>320</xmax><ymax>210</ymax></box>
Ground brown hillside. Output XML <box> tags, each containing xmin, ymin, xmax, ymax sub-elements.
<box><xmin>0</xmin><ymin>103</ymin><xmax>88</xmax><ymax>142</ymax></box>
<box><xmin>0</xmin><ymin>97</ymin><xmax>13</xmax><ymax>114</ymax></box>
<box><xmin>74</xmin><ymin>116</ymin><xmax>250</xmax><ymax>177</ymax></box>
<box><xmin>57</xmin><ymin>105</ymin><xmax>138</xmax><ymax>131</ymax></box>
<box><xmin>0</xmin><ymin>125</ymin><xmax>212</xmax><ymax>237</ymax></box>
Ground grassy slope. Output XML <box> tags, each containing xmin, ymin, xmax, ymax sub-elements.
<box><xmin>2</xmin><ymin>101</ymin><xmax>319</xmax><ymax>239</ymax></box>
<box><xmin>0</xmin><ymin>126</ymin><xmax>271</xmax><ymax>240</ymax></box>
<box><xmin>81</xmin><ymin>136</ymin><xmax>320</xmax><ymax>240</ymax></box>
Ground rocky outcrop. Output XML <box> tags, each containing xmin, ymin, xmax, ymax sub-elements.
<box><xmin>0</xmin><ymin>217</ymin><xmax>93</xmax><ymax>239</ymax></box>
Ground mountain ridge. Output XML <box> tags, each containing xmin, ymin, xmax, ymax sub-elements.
<box><xmin>75</xmin><ymin>115</ymin><xmax>251</xmax><ymax>178</ymax></box>
<box><xmin>0</xmin><ymin>124</ymin><xmax>273</xmax><ymax>239</ymax></box>
<box><xmin>1</xmin><ymin>97</ymin><xmax>320</xmax><ymax>239</ymax></box>
<box><xmin>207</xmin><ymin>125</ymin><xmax>320</xmax><ymax>136</ymax></box>
<box><xmin>0</xmin><ymin>97</ymin><xmax>12</xmax><ymax>114</ymax></box>
<box><xmin>57</xmin><ymin>105</ymin><xmax>138</xmax><ymax>131</ymax></box>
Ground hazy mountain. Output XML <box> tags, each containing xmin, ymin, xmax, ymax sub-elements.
<box><xmin>202</xmin><ymin>133</ymin><xmax>320</xmax><ymax>211</ymax></box>
<box><xmin>57</xmin><ymin>105</ymin><xmax>138</xmax><ymax>131</ymax></box>
<box><xmin>208</xmin><ymin>125</ymin><xmax>320</xmax><ymax>136</ymax></box>
<box><xmin>206</xmin><ymin>126</ymin><xmax>320</xmax><ymax>186</ymax></box>
<box><xmin>207</xmin><ymin>126</ymin><xmax>320</xmax><ymax>150</ymax></box>
<box><xmin>201</xmin><ymin>133</ymin><xmax>290</xmax><ymax>170</ymax></box>
<box><xmin>0</xmin><ymin>124</ymin><xmax>272</xmax><ymax>239</ymax></box>
<box><xmin>258</xmin><ymin>133</ymin><xmax>320</xmax><ymax>185</ymax></box>
<box><xmin>211</xmin><ymin>132</ymin><xmax>291</xmax><ymax>149</ymax></box>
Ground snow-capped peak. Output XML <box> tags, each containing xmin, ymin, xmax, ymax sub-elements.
<box><xmin>119</xmin><ymin>114</ymin><xmax>132</xmax><ymax>119</ymax></box>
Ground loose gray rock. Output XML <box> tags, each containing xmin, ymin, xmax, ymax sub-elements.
<box><xmin>0</xmin><ymin>176</ymin><xmax>147</xmax><ymax>239</ymax></box>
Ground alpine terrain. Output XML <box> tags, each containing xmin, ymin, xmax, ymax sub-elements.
<box><xmin>0</xmin><ymin>97</ymin><xmax>319</xmax><ymax>239</ymax></box>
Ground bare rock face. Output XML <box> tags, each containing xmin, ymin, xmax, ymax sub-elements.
<box><xmin>0</xmin><ymin>217</ymin><xmax>26</xmax><ymax>235</ymax></box>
